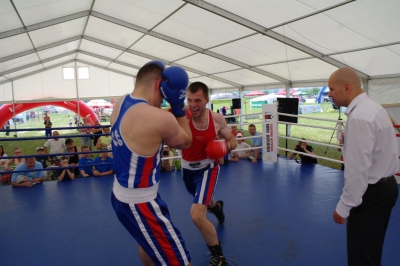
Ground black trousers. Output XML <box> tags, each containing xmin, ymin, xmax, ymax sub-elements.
<box><xmin>347</xmin><ymin>176</ymin><xmax>398</xmax><ymax>266</ymax></box>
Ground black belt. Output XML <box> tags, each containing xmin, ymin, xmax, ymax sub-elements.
<box><xmin>374</xmin><ymin>176</ymin><xmax>394</xmax><ymax>184</ymax></box>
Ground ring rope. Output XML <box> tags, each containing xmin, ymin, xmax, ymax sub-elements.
<box><xmin>0</xmin><ymin>125</ymin><xmax>111</xmax><ymax>132</ymax></box>
<box><xmin>280</xmin><ymin>135</ymin><xmax>341</xmax><ymax>149</ymax></box>
<box><xmin>278</xmin><ymin>147</ymin><xmax>342</xmax><ymax>164</ymax></box>
<box><xmin>0</xmin><ymin>133</ymin><xmax>110</xmax><ymax>141</ymax></box>
<box><xmin>278</xmin><ymin>121</ymin><xmax>340</xmax><ymax>131</ymax></box>
<box><xmin>0</xmin><ymin>163</ymin><xmax>114</xmax><ymax>176</ymax></box>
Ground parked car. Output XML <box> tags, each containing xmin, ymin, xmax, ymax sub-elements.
<box><xmin>13</xmin><ymin>114</ymin><xmax>24</xmax><ymax>123</ymax></box>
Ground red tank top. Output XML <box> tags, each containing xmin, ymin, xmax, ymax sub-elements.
<box><xmin>182</xmin><ymin>110</ymin><xmax>217</xmax><ymax>161</ymax></box>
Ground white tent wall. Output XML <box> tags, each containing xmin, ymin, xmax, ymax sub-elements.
<box><xmin>0</xmin><ymin>82</ymin><xmax>13</xmax><ymax>102</ymax></box>
<box><xmin>0</xmin><ymin>65</ymin><xmax>135</xmax><ymax>102</ymax></box>
<box><xmin>368</xmin><ymin>77</ymin><xmax>400</xmax><ymax>105</ymax></box>
<box><xmin>76</xmin><ymin>66</ymin><xmax>134</xmax><ymax>99</ymax></box>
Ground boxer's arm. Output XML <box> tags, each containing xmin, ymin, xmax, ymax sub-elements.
<box><xmin>212</xmin><ymin>112</ymin><xmax>237</xmax><ymax>151</ymax></box>
<box><xmin>161</xmin><ymin>111</ymin><xmax>192</xmax><ymax>150</ymax></box>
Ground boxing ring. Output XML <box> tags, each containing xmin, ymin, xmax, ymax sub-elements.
<box><xmin>0</xmin><ymin>108</ymin><xmax>399</xmax><ymax>265</ymax></box>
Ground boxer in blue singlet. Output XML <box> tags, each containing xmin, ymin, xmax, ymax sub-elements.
<box><xmin>110</xmin><ymin>62</ymin><xmax>193</xmax><ymax>266</ymax></box>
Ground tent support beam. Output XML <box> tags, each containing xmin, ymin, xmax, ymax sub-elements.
<box><xmin>184</xmin><ymin>0</ymin><xmax>369</xmax><ymax>80</ymax></box>
<box><xmin>0</xmin><ymin>50</ymin><xmax>77</xmax><ymax>77</ymax></box>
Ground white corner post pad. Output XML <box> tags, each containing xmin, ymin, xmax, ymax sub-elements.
<box><xmin>262</xmin><ymin>104</ymin><xmax>278</xmax><ymax>163</ymax></box>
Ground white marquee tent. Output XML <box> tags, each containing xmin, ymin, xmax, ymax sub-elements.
<box><xmin>1</xmin><ymin>0</ymin><xmax>400</xmax><ymax>109</ymax></box>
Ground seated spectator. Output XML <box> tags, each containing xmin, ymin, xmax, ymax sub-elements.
<box><xmin>78</xmin><ymin>146</ymin><xmax>94</xmax><ymax>177</ymax></box>
<box><xmin>55</xmin><ymin>156</ymin><xmax>75</xmax><ymax>182</ymax></box>
<box><xmin>288</xmin><ymin>138</ymin><xmax>317</xmax><ymax>164</ymax></box>
<box><xmin>93</xmin><ymin>147</ymin><xmax>114</xmax><ymax>177</ymax></box>
<box><xmin>230</xmin><ymin>125</ymin><xmax>244</xmax><ymax>142</ymax></box>
<box><xmin>43</xmin><ymin>131</ymin><xmax>66</xmax><ymax>164</ymax></box>
<box><xmin>96</xmin><ymin>127</ymin><xmax>111</xmax><ymax>150</ymax></box>
<box><xmin>161</xmin><ymin>145</ymin><xmax>174</xmax><ymax>172</ymax></box>
<box><xmin>0</xmin><ymin>145</ymin><xmax>11</xmax><ymax>184</ymax></box>
<box><xmin>0</xmin><ymin>145</ymin><xmax>9</xmax><ymax>171</ymax></box>
<box><xmin>229</xmin><ymin>133</ymin><xmax>251</xmax><ymax>162</ymax></box>
<box><xmin>35</xmin><ymin>147</ymin><xmax>48</xmax><ymax>169</ymax></box>
<box><xmin>11</xmin><ymin>157</ymin><xmax>44</xmax><ymax>187</ymax></box>
<box><xmin>35</xmin><ymin>147</ymin><xmax>48</xmax><ymax>179</ymax></box>
<box><xmin>248</xmin><ymin>124</ymin><xmax>262</xmax><ymax>163</ymax></box>
<box><xmin>5</xmin><ymin>148</ymin><xmax>25</xmax><ymax>171</ymax></box>
<box><xmin>63</xmin><ymin>138</ymin><xmax>81</xmax><ymax>175</ymax></box>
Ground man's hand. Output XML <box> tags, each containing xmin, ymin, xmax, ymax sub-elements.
<box><xmin>333</xmin><ymin>210</ymin><xmax>346</xmax><ymax>224</ymax></box>
<box><xmin>93</xmin><ymin>170</ymin><xmax>101</xmax><ymax>176</ymax></box>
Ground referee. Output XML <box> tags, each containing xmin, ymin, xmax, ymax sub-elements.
<box><xmin>328</xmin><ymin>67</ymin><xmax>399</xmax><ymax>266</ymax></box>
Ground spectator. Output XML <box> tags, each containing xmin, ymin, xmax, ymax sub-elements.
<box><xmin>288</xmin><ymin>138</ymin><xmax>317</xmax><ymax>164</ymax></box>
<box><xmin>5</xmin><ymin>119</ymin><xmax>12</xmax><ymax>136</ymax></box>
<box><xmin>93</xmin><ymin>147</ymin><xmax>114</xmax><ymax>177</ymax></box>
<box><xmin>96</xmin><ymin>126</ymin><xmax>111</xmax><ymax>150</ymax></box>
<box><xmin>92</xmin><ymin>120</ymin><xmax>103</xmax><ymax>148</ymax></box>
<box><xmin>221</xmin><ymin>106</ymin><xmax>227</xmax><ymax>116</ymax></box>
<box><xmin>230</xmin><ymin>125</ymin><xmax>244</xmax><ymax>142</ymax></box>
<box><xmin>229</xmin><ymin>133</ymin><xmax>251</xmax><ymax>162</ymax></box>
<box><xmin>79</xmin><ymin>118</ymin><xmax>93</xmax><ymax>151</ymax></box>
<box><xmin>11</xmin><ymin>157</ymin><xmax>44</xmax><ymax>187</ymax></box>
<box><xmin>248</xmin><ymin>124</ymin><xmax>262</xmax><ymax>163</ymax></box>
<box><xmin>5</xmin><ymin>148</ymin><xmax>25</xmax><ymax>171</ymax></box>
<box><xmin>68</xmin><ymin>115</ymin><xmax>72</xmax><ymax>127</ymax></box>
<box><xmin>0</xmin><ymin>145</ymin><xmax>9</xmax><ymax>170</ymax></box>
<box><xmin>0</xmin><ymin>146</ymin><xmax>10</xmax><ymax>183</ymax></box>
<box><xmin>34</xmin><ymin>146</ymin><xmax>48</xmax><ymax>168</ymax></box>
<box><xmin>160</xmin><ymin>145</ymin><xmax>174</xmax><ymax>172</ymax></box>
<box><xmin>62</xmin><ymin>138</ymin><xmax>81</xmax><ymax>176</ymax></box>
<box><xmin>35</xmin><ymin>146</ymin><xmax>49</xmax><ymax>180</ymax></box>
<box><xmin>78</xmin><ymin>146</ymin><xmax>94</xmax><ymax>177</ymax></box>
<box><xmin>55</xmin><ymin>156</ymin><xmax>75</xmax><ymax>182</ymax></box>
<box><xmin>44</xmin><ymin>113</ymin><xmax>52</xmax><ymax>138</ymax></box>
<box><xmin>43</xmin><ymin>131</ymin><xmax>66</xmax><ymax>164</ymax></box>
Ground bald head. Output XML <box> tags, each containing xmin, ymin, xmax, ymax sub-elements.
<box><xmin>328</xmin><ymin>67</ymin><xmax>363</xmax><ymax>107</ymax></box>
<box><xmin>331</xmin><ymin>67</ymin><xmax>361</xmax><ymax>91</ymax></box>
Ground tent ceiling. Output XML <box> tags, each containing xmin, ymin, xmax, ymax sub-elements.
<box><xmin>1</xmin><ymin>0</ymin><xmax>400</xmax><ymax>89</ymax></box>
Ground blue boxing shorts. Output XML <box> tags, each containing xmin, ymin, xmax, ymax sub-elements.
<box><xmin>111</xmin><ymin>192</ymin><xmax>191</xmax><ymax>266</ymax></box>
<box><xmin>182</xmin><ymin>159</ymin><xmax>220</xmax><ymax>206</ymax></box>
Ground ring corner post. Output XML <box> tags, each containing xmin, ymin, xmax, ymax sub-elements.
<box><xmin>262</xmin><ymin>104</ymin><xmax>278</xmax><ymax>163</ymax></box>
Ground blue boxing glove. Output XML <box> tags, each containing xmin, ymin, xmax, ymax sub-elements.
<box><xmin>160</xmin><ymin>66</ymin><xmax>188</xmax><ymax>117</ymax></box>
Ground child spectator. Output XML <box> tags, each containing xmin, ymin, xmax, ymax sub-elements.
<box><xmin>55</xmin><ymin>156</ymin><xmax>75</xmax><ymax>182</ymax></box>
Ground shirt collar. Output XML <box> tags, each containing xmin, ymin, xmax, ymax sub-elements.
<box><xmin>345</xmin><ymin>92</ymin><xmax>367</xmax><ymax>117</ymax></box>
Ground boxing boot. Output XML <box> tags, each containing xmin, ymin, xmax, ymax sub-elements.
<box><xmin>208</xmin><ymin>200</ymin><xmax>225</xmax><ymax>224</ymax></box>
<box><xmin>207</xmin><ymin>243</ymin><xmax>227</xmax><ymax>266</ymax></box>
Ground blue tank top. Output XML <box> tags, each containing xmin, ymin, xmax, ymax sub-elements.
<box><xmin>111</xmin><ymin>94</ymin><xmax>162</xmax><ymax>188</ymax></box>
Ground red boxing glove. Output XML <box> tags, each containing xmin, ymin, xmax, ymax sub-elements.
<box><xmin>205</xmin><ymin>140</ymin><xmax>230</xmax><ymax>159</ymax></box>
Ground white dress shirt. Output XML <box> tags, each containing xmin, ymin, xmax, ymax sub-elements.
<box><xmin>336</xmin><ymin>93</ymin><xmax>399</xmax><ymax>218</ymax></box>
